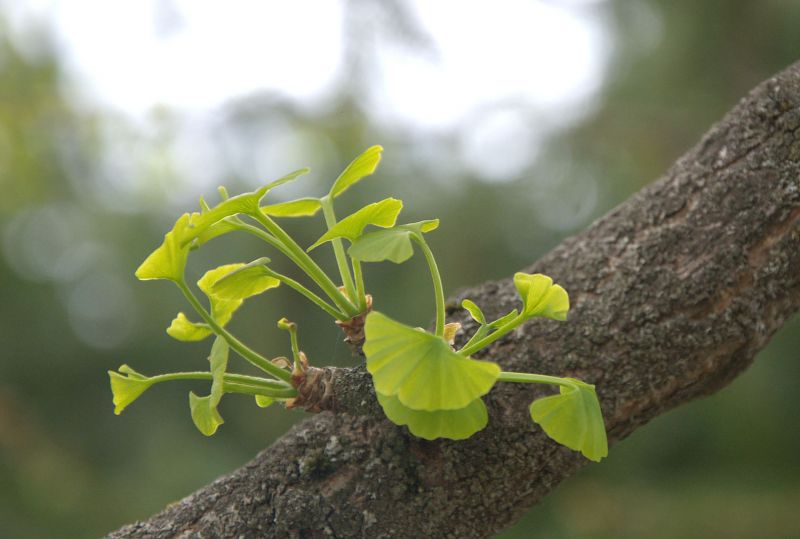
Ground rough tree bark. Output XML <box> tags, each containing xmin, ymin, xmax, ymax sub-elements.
<box><xmin>108</xmin><ymin>62</ymin><xmax>800</xmax><ymax>538</ymax></box>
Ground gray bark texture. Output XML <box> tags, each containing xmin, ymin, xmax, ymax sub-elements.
<box><xmin>108</xmin><ymin>62</ymin><xmax>800</xmax><ymax>538</ymax></box>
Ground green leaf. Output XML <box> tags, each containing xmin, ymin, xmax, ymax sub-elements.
<box><xmin>377</xmin><ymin>393</ymin><xmax>488</xmax><ymax>440</ymax></box>
<box><xmin>135</xmin><ymin>213</ymin><xmax>193</xmax><ymax>282</ymax></box>
<box><xmin>513</xmin><ymin>273</ymin><xmax>570</xmax><ymax>321</ymax></box>
<box><xmin>193</xmin><ymin>217</ymin><xmax>242</xmax><ymax>248</ymax></box>
<box><xmin>489</xmin><ymin>309</ymin><xmax>519</xmax><ymax>328</ymax></box>
<box><xmin>462</xmin><ymin>299</ymin><xmax>485</xmax><ymax>324</ymax></box>
<box><xmin>329</xmin><ymin>145</ymin><xmax>383</xmax><ymax>198</ymax></box>
<box><xmin>197</xmin><ymin>264</ymin><xmax>248</xmax><ymax>325</ymax></box>
<box><xmin>210</xmin><ymin>260</ymin><xmax>280</xmax><ymax>301</ymax></box>
<box><xmin>460</xmin><ymin>324</ymin><xmax>492</xmax><ymax>352</ymax></box>
<box><xmin>167</xmin><ymin>263</ymin><xmax>274</xmax><ymax>342</ymax></box>
<box><xmin>460</xmin><ymin>306</ymin><xmax>520</xmax><ymax>352</ymax></box>
<box><xmin>186</xmin><ymin>168</ymin><xmax>310</xmax><ymax>242</ymax></box>
<box><xmin>108</xmin><ymin>365</ymin><xmax>154</xmax><ymax>415</ymax></box>
<box><xmin>166</xmin><ymin>312</ymin><xmax>212</xmax><ymax>341</ymax></box>
<box><xmin>207</xmin><ymin>336</ymin><xmax>229</xmax><ymax>407</ymax></box>
<box><xmin>529</xmin><ymin>379</ymin><xmax>608</xmax><ymax>462</ymax></box>
<box><xmin>348</xmin><ymin>220</ymin><xmax>439</xmax><ymax>263</ymax></box>
<box><xmin>255</xmin><ymin>395</ymin><xmax>275</xmax><ymax>408</ymax></box>
<box><xmin>308</xmin><ymin>198</ymin><xmax>403</xmax><ymax>251</ymax></box>
<box><xmin>189</xmin><ymin>392</ymin><xmax>224</xmax><ymax>436</ymax></box>
<box><xmin>364</xmin><ymin>311</ymin><xmax>500</xmax><ymax>410</ymax></box>
<box><xmin>261</xmin><ymin>197</ymin><xmax>322</xmax><ymax>218</ymax></box>
<box><xmin>190</xmin><ymin>338</ymin><xmax>230</xmax><ymax>436</ymax></box>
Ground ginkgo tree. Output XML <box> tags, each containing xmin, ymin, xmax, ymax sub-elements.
<box><xmin>109</xmin><ymin>145</ymin><xmax>608</xmax><ymax>462</ymax></box>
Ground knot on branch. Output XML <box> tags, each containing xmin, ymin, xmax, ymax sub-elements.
<box><xmin>287</xmin><ymin>366</ymin><xmax>336</xmax><ymax>413</ymax></box>
<box><xmin>335</xmin><ymin>294</ymin><xmax>372</xmax><ymax>355</ymax></box>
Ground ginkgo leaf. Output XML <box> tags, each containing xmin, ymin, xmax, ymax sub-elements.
<box><xmin>364</xmin><ymin>311</ymin><xmax>500</xmax><ymax>410</ymax></box>
<box><xmin>166</xmin><ymin>263</ymin><xmax>268</xmax><ymax>342</ymax></box>
<box><xmin>197</xmin><ymin>264</ymin><xmax>247</xmax><ymax>325</ymax></box>
<box><xmin>462</xmin><ymin>299</ymin><xmax>486</xmax><ymax>324</ymax></box>
<box><xmin>210</xmin><ymin>261</ymin><xmax>280</xmax><ymax>301</ymax></box>
<box><xmin>207</xmin><ymin>336</ymin><xmax>229</xmax><ymax>407</ymax></box>
<box><xmin>513</xmin><ymin>273</ymin><xmax>570</xmax><ymax>321</ymax></box>
<box><xmin>255</xmin><ymin>395</ymin><xmax>275</xmax><ymax>408</ymax></box>
<box><xmin>261</xmin><ymin>197</ymin><xmax>322</xmax><ymax>218</ymax></box>
<box><xmin>166</xmin><ymin>312</ymin><xmax>212</xmax><ymax>341</ymax></box>
<box><xmin>189</xmin><ymin>392</ymin><xmax>224</xmax><ymax>436</ymax></box>
<box><xmin>188</xmin><ymin>335</ymin><xmax>231</xmax><ymax>436</ymax></box>
<box><xmin>348</xmin><ymin>220</ymin><xmax>439</xmax><ymax>263</ymax></box>
<box><xmin>108</xmin><ymin>365</ymin><xmax>154</xmax><ymax>415</ymax></box>
<box><xmin>193</xmin><ymin>217</ymin><xmax>241</xmax><ymax>248</ymax></box>
<box><xmin>135</xmin><ymin>213</ymin><xmax>193</xmax><ymax>282</ymax></box>
<box><xmin>377</xmin><ymin>393</ymin><xmax>488</xmax><ymax>440</ymax></box>
<box><xmin>329</xmin><ymin>145</ymin><xmax>383</xmax><ymax>198</ymax></box>
<box><xmin>529</xmin><ymin>379</ymin><xmax>608</xmax><ymax>462</ymax></box>
<box><xmin>308</xmin><ymin>198</ymin><xmax>403</xmax><ymax>251</ymax></box>
<box><xmin>186</xmin><ymin>168</ymin><xmax>310</xmax><ymax>242</ymax></box>
<box><xmin>490</xmin><ymin>309</ymin><xmax>519</xmax><ymax>328</ymax></box>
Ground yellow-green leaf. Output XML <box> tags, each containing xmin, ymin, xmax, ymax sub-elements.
<box><xmin>308</xmin><ymin>198</ymin><xmax>403</xmax><ymax>251</ymax></box>
<box><xmin>108</xmin><ymin>365</ymin><xmax>154</xmax><ymax>415</ymax></box>
<box><xmin>255</xmin><ymin>395</ymin><xmax>275</xmax><ymax>408</ymax></box>
<box><xmin>377</xmin><ymin>393</ymin><xmax>488</xmax><ymax>440</ymax></box>
<box><xmin>261</xmin><ymin>197</ymin><xmax>322</xmax><ymax>218</ymax></box>
<box><xmin>197</xmin><ymin>264</ymin><xmax>246</xmax><ymax>325</ymax></box>
<box><xmin>135</xmin><ymin>213</ymin><xmax>193</xmax><ymax>282</ymax></box>
<box><xmin>513</xmin><ymin>273</ymin><xmax>569</xmax><ymax>321</ymax></box>
<box><xmin>189</xmin><ymin>392</ymin><xmax>224</xmax><ymax>436</ymax></box>
<box><xmin>348</xmin><ymin>220</ymin><xmax>439</xmax><ymax>264</ymax></box>
<box><xmin>364</xmin><ymin>311</ymin><xmax>500</xmax><ymax>411</ymax></box>
<box><xmin>207</xmin><ymin>336</ymin><xmax>229</xmax><ymax>406</ymax></box>
<box><xmin>186</xmin><ymin>168</ymin><xmax>310</xmax><ymax>243</ymax></box>
<box><xmin>529</xmin><ymin>379</ymin><xmax>608</xmax><ymax>462</ymax></box>
<box><xmin>461</xmin><ymin>299</ymin><xmax>485</xmax><ymax>324</ymax></box>
<box><xmin>166</xmin><ymin>263</ymin><xmax>271</xmax><ymax>342</ymax></box>
<box><xmin>193</xmin><ymin>216</ymin><xmax>241</xmax><ymax>248</ymax></box>
<box><xmin>210</xmin><ymin>263</ymin><xmax>280</xmax><ymax>302</ymax></box>
<box><xmin>330</xmin><ymin>145</ymin><xmax>383</xmax><ymax>198</ymax></box>
<box><xmin>166</xmin><ymin>312</ymin><xmax>212</xmax><ymax>342</ymax></box>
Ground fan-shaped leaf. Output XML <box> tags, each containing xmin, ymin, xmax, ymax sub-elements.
<box><xmin>348</xmin><ymin>220</ymin><xmax>439</xmax><ymax>263</ymax></box>
<box><xmin>186</xmin><ymin>168</ymin><xmax>310</xmax><ymax>242</ymax></box>
<box><xmin>135</xmin><ymin>213</ymin><xmax>193</xmax><ymax>282</ymax></box>
<box><xmin>308</xmin><ymin>198</ymin><xmax>403</xmax><ymax>251</ymax></box>
<box><xmin>189</xmin><ymin>392</ymin><xmax>224</xmax><ymax>436</ymax></box>
<box><xmin>461</xmin><ymin>299</ymin><xmax>485</xmax><ymax>324</ymax></box>
<box><xmin>108</xmin><ymin>365</ymin><xmax>154</xmax><ymax>415</ymax></box>
<box><xmin>197</xmin><ymin>263</ymin><xmax>247</xmax><ymax>324</ymax></box>
<box><xmin>261</xmin><ymin>197</ymin><xmax>322</xmax><ymax>218</ymax></box>
<box><xmin>490</xmin><ymin>309</ymin><xmax>519</xmax><ymax>328</ymax></box>
<box><xmin>210</xmin><ymin>261</ymin><xmax>280</xmax><ymax>301</ymax></box>
<box><xmin>188</xmin><ymin>337</ymin><xmax>229</xmax><ymax>435</ymax></box>
<box><xmin>529</xmin><ymin>379</ymin><xmax>608</xmax><ymax>462</ymax></box>
<box><xmin>377</xmin><ymin>393</ymin><xmax>488</xmax><ymax>440</ymax></box>
<box><xmin>364</xmin><ymin>311</ymin><xmax>500</xmax><ymax>410</ymax></box>
<box><xmin>255</xmin><ymin>395</ymin><xmax>275</xmax><ymax>408</ymax></box>
<box><xmin>193</xmin><ymin>216</ymin><xmax>241</xmax><ymax>248</ymax></box>
<box><xmin>329</xmin><ymin>145</ymin><xmax>383</xmax><ymax>198</ymax></box>
<box><xmin>166</xmin><ymin>312</ymin><xmax>212</xmax><ymax>341</ymax></box>
<box><xmin>207</xmin><ymin>336</ymin><xmax>229</xmax><ymax>406</ymax></box>
<box><xmin>167</xmin><ymin>263</ymin><xmax>272</xmax><ymax>342</ymax></box>
<box><xmin>513</xmin><ymin>273</ymin><xmax>569</xmax><ymax>321</ymax></box>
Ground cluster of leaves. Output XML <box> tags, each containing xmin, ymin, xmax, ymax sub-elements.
<box><xmin>110</xmin><ymin>146</ymin><xmax>608</xmax><ymax>462</ymax></box>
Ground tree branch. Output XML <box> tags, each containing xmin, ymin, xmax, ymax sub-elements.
<box><xmin>108</xmin><ymin>61</ymin><xmax>800</xmax><ymax>539</ymax></box>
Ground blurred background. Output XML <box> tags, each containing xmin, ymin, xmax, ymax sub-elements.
<box><xmin>0</xmin><ymin>0</ymin><xmax>798</xmax><ymax>537</ymax></box>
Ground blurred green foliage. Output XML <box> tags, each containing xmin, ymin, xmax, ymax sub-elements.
<box><xmin>0</xmin><ymin>1</ymin><xmax>798</xmax><ymax>538</ymax></box>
